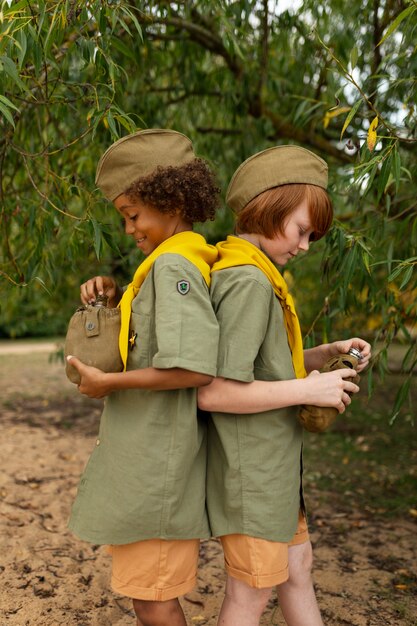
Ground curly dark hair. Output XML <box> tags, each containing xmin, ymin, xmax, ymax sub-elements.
<box><xmin>125</xmin><ymin>158</ymin><xmax>220</xmax><ymax>224</ymax></box>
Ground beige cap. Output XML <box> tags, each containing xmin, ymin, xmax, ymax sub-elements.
<box><xmin>95</xmin><ymin>129</ymin><xmax>196</xmax><ymax>201</ymax></box>
<box><xmin>226</xmin><ymin>145</ymin><xmax>328</xmax><ymax>212</ymax></box>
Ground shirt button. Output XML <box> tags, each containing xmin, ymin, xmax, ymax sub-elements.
<box><xmin>96</xmin><ymin>439</ymin><xmax>100</xmax><ymax>446</ymax></box>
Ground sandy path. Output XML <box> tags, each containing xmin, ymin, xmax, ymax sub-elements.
<box><xmin>0</xmin><ymin>350</ymin><xmax>416</xmax><ymax>625</ymax></box>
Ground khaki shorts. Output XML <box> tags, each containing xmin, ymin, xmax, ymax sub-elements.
<box><xmin>108</xmin><ymin>513</ymin><xmax>308</xmax><ymax>599</ymax></box>
<box><xmin>108</xmin><ymin>538</ymin><xmax>200</xmax><ymax>601</ymax></box>
<box><xmin>220</xmin><ymin>511</ymin><xmax>309</xmax><ymax>588</ymax></box>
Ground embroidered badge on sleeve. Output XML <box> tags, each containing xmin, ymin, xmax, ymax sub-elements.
<box><xmin>177</xmin><ymin>280</ymin><xmax>190</xmax><ymax>295</ymax></box>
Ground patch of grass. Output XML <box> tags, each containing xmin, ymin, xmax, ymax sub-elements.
<box><xmin>303</xmin><ymin>374</ymin><xmax>417</xmax><ymax>518</ymax></box>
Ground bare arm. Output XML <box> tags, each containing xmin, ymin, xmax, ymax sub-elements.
<box><xmin>67</xmin><ymin>356</ymin><xmax>212</xmax><ymax>399</ymax></box>
<box><xmin>198</xmin><ymin>369</ymin><xmax>360</xmax><ymax>415</ymax></box>
<box><xmin>199</xmin><ymin>337</ymin><xmax>371</xmax><ymax>415</ymax></box>
<box><xmin>304</xmin><ymin>337</ymin><xmax>372</xmax><ymax>373</ymax></box>
<box><xmin>303</xmin><ymin>344</ymin><xmax>329</xmax><ymax>373</ymax></box>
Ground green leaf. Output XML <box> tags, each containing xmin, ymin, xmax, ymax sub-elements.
<box><xmin>15</xmin><ymin>28</ymin><xmax>28</xmax><ymax>67</ymax></box>
<box><xmin>350</xmin><ymin>45</ymin><xmax>358</xmax><ymax>69</ymax></box>
<box><xmin>392</xmin><ymin>148</ymin><xmax>401</xmax><ymax>193</ymax></box>
<box><xmin>116</xmin><ymin>16</ymin><xmax>133</xmax><ymax>37</ymax></box>
<box><xmin>3</xmin><ymin>0</ymin><xmax>31</xmax><ymax>13</ymax></box>
<box><xmin>390</xmin><ymin>377</ymin><xmax>411</xmax><ymax>424</ymax></box>
<box><xmin>106</xmin><ymin>109</ymin><xmax>119</xmax><ymax>139</ymax></box>
<box><xmin>388</xmin><ymin>265</ymin><xmax>404</xmax><ymax>282</ymax></box>
<box><xmin>33</xmin><ymin>276</ymin><xmax>52</xmax><ymax>296</ymax></box>
<box><xmin>0</xmin><ymin>55</ymin><xmax>29</xmax><ymax>93</ymax></box>
<box><xmin>0</xmin><ymin>101</ymin><xmax>16</xmax><ymax>127</ymax></box>
<box><xmin>43</xmin><ymin>4</ymin><xmax>60</xmax><ymax>57</ymax></box>
<box><xmin>377</xmin><ymin>154</ymin><xmax>392</xmax><ymax>201</ymax></box>
<box><xmin>98</xmin><ymin>4</ymin><xmax>107</xmax><ymax>33</ymax></box>
<box><xmin>341</xmin><ymin>244</ymin><xmax>358</xmax><ymax>289</ymax></box>
<box><xmin>114</xmin><ymin>113</ymin><xmax>135</xmax><ymax>133</ymax></box>
<box><xmin>120</xmin><ymin>7</ymin><xmax>143</xmax><ymax>40</ymax></box>
<box><xmin>361</xmin><ymin>250</ymin><xmax>371</xmax><ymax>275</ymax></box>
<box><xmin>101</xmin><ymin>229</ymin><xmax>121</xmax><ymax>255</ymax></box>
<box><xmin>91</xmin><ymin>218</ymin><xmax>102</xmax><ymax>260</ymax></box>
<box><xmin>378</xmin><ymin>6</ymin><xmax>416</xmax><ymax>46</ymax></box>
<box><xmin>399</xmin><ymin>265</ymin><xmax>414</xmax><ymax>290</ymax></box>
<box><xmin>0</xmin><ymin>94</ymin><xmax>20</xmax><ymax>112</ymax></box>
<box><xmin>111</xmin><ymin>7</ymin><xmax>118</xmax><ymax>31</ymax></box>
<box><xmin>340</xmin><ymin>99</ymin><xmax>362</xmax><ymax>139</ymax></box>
<box><xmin>111</xmin><ymin>36</ymin><xmax>138</xmax><ymax>63</ymax></box>
<box><xmin>402</xmin><ymin>343</ymin><xmax>417</xmax><ymax>373</ymax></box>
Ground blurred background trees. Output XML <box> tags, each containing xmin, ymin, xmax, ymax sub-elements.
<box><xmin>1</xmin><ymin>0</ymin><xmax>416</xmax><ymax>409</ymax></box>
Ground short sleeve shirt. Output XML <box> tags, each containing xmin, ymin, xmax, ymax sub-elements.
<box><xmin>206</xmin><ymin>265</ymin><xmax>303</xmax><ymax>542</ymax></box>
<box><xmin>69</xmin><ymin>254</ymin><xmax>219</xmax><ymax>545</ymax></box>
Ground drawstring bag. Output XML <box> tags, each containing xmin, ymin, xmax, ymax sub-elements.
<box><xmin>64</xmin><ymin>295</ymin><xmax>123</xmax><ymax>384</ymax></box>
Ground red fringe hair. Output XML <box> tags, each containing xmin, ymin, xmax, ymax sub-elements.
<box><xmin>235</xmin><ymin>184</ymin><xmax>333</xmax><ymax>241</ymax></box>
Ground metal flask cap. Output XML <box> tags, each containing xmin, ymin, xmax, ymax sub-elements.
<box><xmin>347</xmin><ymin>347</ymin><xmax>363</xmax><ymax>361</ymax></box>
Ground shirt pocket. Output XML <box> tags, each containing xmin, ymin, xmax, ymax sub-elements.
<box><xmin>127</xmin><ymin>311</ymin><xmax>152</xmax><ymax>369</ymax></box>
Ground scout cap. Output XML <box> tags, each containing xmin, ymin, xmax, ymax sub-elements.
<box><xmin>226</xmin><ymin>145</ymin><xmax>328</xmax><ymax>212</ymax></box>
<box><xmin>95</xmin><ymin>129</ymin><xmax>196</xmax><ymax>201</ymax></box>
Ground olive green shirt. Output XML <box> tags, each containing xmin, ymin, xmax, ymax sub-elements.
<box><xmin>69</xmin><ymin>254</ymin><xmax>219</xmax><ymax>545</ymax></box>
<box><xmin>207</xmin><ymin>265</ymin><xmax>303</xmax><ymax>542</ymax></box>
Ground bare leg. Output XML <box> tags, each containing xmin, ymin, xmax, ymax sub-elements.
<box><xmin>132</xmin><ymin>597</ymin><xmax>187</xmax><ymax>626</ymax></box>
<box><xmin>217</xmin><ymin>575</ymin><xmax>273</xmax><ymax>626</ymax></box>
<box><xmin>276</xmin><ymin>541</ymin><xmax>323</xmax><ymax>626</ymax></box>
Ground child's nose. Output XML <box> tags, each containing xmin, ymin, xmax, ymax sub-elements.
<box><xmin>125</xmin><ymin>221</ymin><xmax>135</xmax><ymax>235</ymax></box>
<box><xmin>298</xmin><ymin>236</ymin><xmax>310</xmax><ymax>251</ymax></box>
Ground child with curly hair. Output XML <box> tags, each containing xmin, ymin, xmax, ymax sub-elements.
<box><xmin>67</xmin><ymin>129</ymin><xmax>220</xmax><ymax>626</ymax></box>
<box><xmin>198</xmin><ymin>145</ymin><xmax>371</xmax><ymax>626</ymax></box>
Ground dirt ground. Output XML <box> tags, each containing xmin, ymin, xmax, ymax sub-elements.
<box><xmin>0</xmin><ymin>347</ymin><xmax>416</xmax><ymax>626</ymax></box>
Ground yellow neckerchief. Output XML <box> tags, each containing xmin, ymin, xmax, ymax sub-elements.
<box><xmin>212</xmin><ymin>235</ymin><xmax>306</xmax><ymax>379</ymax></box>
<box><xmin>118</xmin><ymin>230</ymin><xmax>218</xmax><ymax>369</ymax></box>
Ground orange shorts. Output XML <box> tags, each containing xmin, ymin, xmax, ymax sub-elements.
<box><xmin>220</xmin><ymin>511</ymin><xmax>309</xmax><ymax>588</ymax></box>
<box><xmin>108</xmin><ymin>538</ymin><xmax>200</xmax><ymax>601</ymax></box>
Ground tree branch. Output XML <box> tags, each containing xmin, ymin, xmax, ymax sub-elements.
<box><xmin>22</xmin><ymin>155</ymin><xmax>79</xmax><ymax>219</ymax></box>
<box><xmin>263</xmin><ymin>107</ymin><xmax>353</xmax><ymax>163</ymax></box>
<box><xmin>140</xmin><ymin>14</ymin><xmax>243</xmax><ymax>77</ymax></box>
<box><xmin>196</xmin><ymin>127</ymin><xmax>242</xmax><ymax>136</ymax></box>
<box><xmin>256</xmin><ymin>0</ymin><xmax>270</xmax><ymax>109</ymax></box>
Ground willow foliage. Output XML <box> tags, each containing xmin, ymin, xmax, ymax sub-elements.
<box><xmin>1</xmin><ymin>0</ymin><xmax>416</xmax><ymax>414</ymax></box>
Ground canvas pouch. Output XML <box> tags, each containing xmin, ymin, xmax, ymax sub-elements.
<box><xmin>298</xmin><ymin>352</ymin><xmax>361</xmax><ymax>433</ymax></box>
<box><xmin>64</xmin><ymin>299</ymin><xmax>123</xmax><ymax>384</ymax></box>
